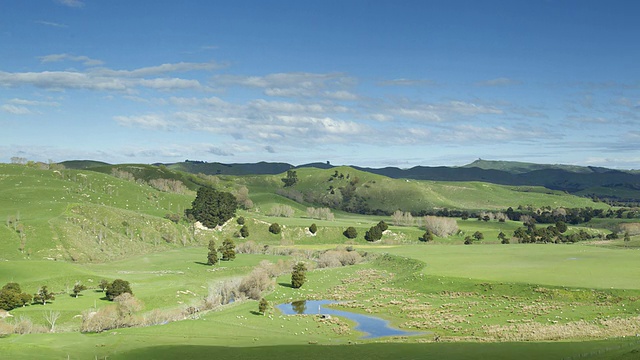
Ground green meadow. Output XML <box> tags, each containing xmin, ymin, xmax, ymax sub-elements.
<box><xmin>1</xmin><ymin>163</ymin><xmax>640</xmax><ymax>359</ymax></box>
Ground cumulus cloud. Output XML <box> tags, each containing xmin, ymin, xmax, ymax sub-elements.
<box><xmin>264</xmin><ymin>145</ymin><xmax>276</xmax><ymax>153</ymax></box>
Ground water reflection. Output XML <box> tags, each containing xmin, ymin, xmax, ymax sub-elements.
<box><xmin>276</xmin><ymin>300</ymin><xmax>426</xmax><ymax>339</ymax></box>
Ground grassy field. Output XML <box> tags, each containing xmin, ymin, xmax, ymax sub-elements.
<box><xmin>2</xmin><ymin>162</ymin><xmax>640</xmax><ymax>359</ymax></box>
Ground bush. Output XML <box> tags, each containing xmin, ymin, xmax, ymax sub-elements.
<box><xmin>343</xmin><ymin>226</ymin><xmax>358</xmax><ymax>239</ymax></box>
<box><xmin>419</xmin><ymin>230</ymin><xmax>434</xmax><ymax>242</ymax></box>
<box><xmin>269</xmin><ymin>223</ymin><xmax>282</xmax><ymax>234</ymax></box>
<box><xmin>237</xmin><ymin>216</ymin><xmax>245</xmax><ymax>225</ymax></box>
<box><xmin>240</xmin><ymin>225</ymin><xmax>249</xmax><ymax>238</ymax></box>
<box><xmin>238</xmin><ymin>268</ymin><xmax>273</xmax><ymax>300</ymax></box>
<box><xmin>269</xmin><ymin>204</ymin><xmax>295</xmax><ymax>218</ymax></box>
<box><xmin>309</xmin><ymin>223</ymin><xmax>318</xmax><ymax>234</ymax></box>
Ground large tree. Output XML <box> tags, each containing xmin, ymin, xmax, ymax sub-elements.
<box><xmin>33</xmin><ymin>285</ymin><xmax>55</xmax><ymax>305</ymax></box>
<box><xmin>291</xmin><ymin>262</ymin><xmax>307</xmax><ymax>289</ymax></box>
<box><xmin>219</xmin><ymin>238</ymin><xmax>236</xmax><ymax>261</ymax></box>
<box><xmin>281</xmin><ymin>170</ymin><xmax>298</xmax><ymax>187</ymax></box>
<box><xmin>185</xmin><ymin>186</ymin><xmax>237</xmax><ymax>228</ymax></box>
<box><xmin>106</xmin><ymin>279</ymin><xmax>133</xmax><ymax>301</ymax></box>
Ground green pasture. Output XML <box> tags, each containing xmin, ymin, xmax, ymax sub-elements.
<box><xmin>378</xmin><ymin>244</ymin><xmax>640</xmax><ymax>289</ymax></box>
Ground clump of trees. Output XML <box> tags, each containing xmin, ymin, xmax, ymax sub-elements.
<box><xmin>291</xmin><ymin>262</ymin><xmax>307</xmax><ymax>288</ymax></box>
<box><xmin>392</xmin><ymin>210</ymin><xmax>414</xmax><ymax>226</ymax></box>
<box><xmin>0</xmin><ymin>282</ymin><xmax>32</xmax><ymax>310</ymax></box>
<box><xmin>185</xmin><ymin>186</ymin><xmax>237</xmax><ymax>228</ymax></box>
<box><xmin>423</xmin><ymin>216</ymin><xmax>459</xmax><ymax>237</ymax></box>
<box><xmin>269</xmin><ymin>204</ymin><xmax>295</xmax><ymax>217</ymax></box>
<box><xmin>282</xmin><ymin>170</ymin><xmax>298</xmax><ymax>187</ymax></box>
<box><xmin>365</xmin><ymin>221</ymin><xmax>388</xmax><ymax>242</ymax></box>
<box><xmin>306</xmin><ymin>207</ymin><xmax>335</xmax><ymax>221</ymax></box>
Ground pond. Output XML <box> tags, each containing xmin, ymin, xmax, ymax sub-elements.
<box><xmin>276</xmin><ymin>300</ymin><xmax>426</xmax><ymax>339</ymax></box>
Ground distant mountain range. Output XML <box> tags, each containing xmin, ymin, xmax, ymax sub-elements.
<box><xmin>60</xmin><ymin>159</ymin><xmax>640</xmax><ymax>203</ymax></box>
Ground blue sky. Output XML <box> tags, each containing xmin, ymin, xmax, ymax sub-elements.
<box><xmin>1</xmin><ymin>0</ymin><xmax>639</xmax><ymax>168</ymax></box>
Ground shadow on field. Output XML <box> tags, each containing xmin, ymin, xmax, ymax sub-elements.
<box><xmin>278</xmin><ymin>282</ymin><xmax>293</xmax><ymax>288</ymax></box>
<box><xmin>193</xmin><ymin>261</ymin><xmax>210</xmax><ymax>266</ymax></box>
<box><xmin>249</xmin><ymin>311</ymin><xmax>263</xmax><ymax>316</ymax></box>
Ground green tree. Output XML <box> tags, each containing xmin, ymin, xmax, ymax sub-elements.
<box><xmin>365</xmin><ymin>225</ymin><xmax>383</xmax><ymax>242</ymax></box>
<box><xmin>281</xmin><ymin>170</ymin><xmax>298</xmax><ymax>187</ymax></box>
<box><xmin>269</xmin><ymin>223</ymin><xmax>282</xmax><ymax>234</ymax></box>
<box><xmin>72</xmin><ymin>283</ymin><xmax>87</xmax><ymax>298</ymax></box>
<box><xmin>185</xmin><ymin>186</ymin><xmax>237</xmax><ymax>228</ymax></box>
<box><xmin>419</xmin><ymin>230</ymin><xmax>434</xmax><ymax>242</ymax></box>
<box><xmin>498</xmin><ymin>231</ymin><xmax>509</xmax><ymax>244</ymax></box>
<box><xmin>624</xmin><ymin>232</ymin><xmax>631</xmax><ymax>243</ymax></box>
<box><xmin>106</xmin><ymin>279</ymin><xmax>133</xmax><ymax>301</ymax></box>
<box><xmin>291</xmin><ymin>262</ymin><xmax>307</xmax><ymax>289</ymax></box>
<box><xmin>464</xmin><ymin>236</ymin><xmax>473</xmax><ymax>245</ymax></box>
<box><xmin>207</xmin><ymin>239</ymin><xmax>219</xmax><ymax>265</ymax></box>
<box><xmin>99</xmin><ymin>279</ymin><xmax>109</xmax><ymax>292</ymax></box>
<box><xmin>258</xmin><ymin>298</ymin><xmax>269</xmax><ymax>315</ymax></box>
<box><xmin>0</xmin><ymin>282</ymin><xmax>31</xmax><ymax>310</ymax></box>
<box><xmin>219</xmin><ymin>238</ymin><xmax>236</xmax><ymax>261</ymax></box>
<box><xmin>343</xmin><ymin>226</ymin><xmax>358</xmax><ymax>239</ymax></box>
<box><xmin>309</xmin><ymin>223</ymin><xmax>317</xmax><ymax>234</ymax></box>
<box><xmin>33</xmin><ymin>285</ymin><xmax>55</xmax><ymax>305</ymax></box>
<box><xmin>236</xmin><ymin>216</ymin><xmax>245</xmax><ymax>225</ymax></box>
<box><xmin>555</xmin><ymin>221</ymin><xmax>568</xmax><ymax>233</ymax></box>
<box><xmin>473</xmin><ymin>231</ymin><xmax>484</xmax><ymax>241</ymax></box>
<box><xmin>376</xmin><ymin>220</ymin><xmax>389</xmax><ymax>232</ymax></box>
<box><xmin>240</xmin><ymin>225</ymin><xmax>249</xmax><ymax>238</ymax></box>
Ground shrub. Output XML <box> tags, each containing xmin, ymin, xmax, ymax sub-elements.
<box><xmin>219</xmin><ymin>238</ymin><xmax>236</xmax><ymax>261</ymax></box>
<box><xmin>269</xmin><ymin>205</ymin><xmax>295</xmax><ymax>218</ymax></box>
<box><xmin>343</xmin><ymin>226</ymin><xmax>358</xmax><ymax>239</ymax></box>
<box><xmin>269</xmin><ymin>223</ymin><xmax>282</xmax><ymax>234</ymax></box>
<box><xmin>240</xmin><ymin>225</ymin><xmax>249</xmax><ymax>238</ymax></box>
<box><xmin>419</xmin><ymin>230</ymin><xmax>434</xmax><ymax>242</ymax></box>
<box><xmin>237</xmin><ymin>216</ymin><xmax>245</xmax><ymax>225</ymax></box>
<box><xmin>309</xmin><ymin>223</ymin><xmax>318</xmax><ymax>234</ymax></box>
<box><xmin>238</xmin><ymin>268</ymin><xmax>273</xmax><ymax>300</ymax></box>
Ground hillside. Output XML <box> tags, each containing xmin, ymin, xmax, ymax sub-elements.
<box><xmin>0</xmin><ymin>164</ymin><xmax>200</xmax><ymax>262</ymax></box>
<box><xmin>156</xmin><ymin>159</ymin><xmax>640</xmax><ymax>202</ymax></box>
<box><xmin>242</xmin><ymin>166</ymin><xmax>609</xmax><ymax>214</ymax></box>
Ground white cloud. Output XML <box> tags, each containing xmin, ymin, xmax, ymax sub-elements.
<box><xmin>475</xmin><ymin>77</ymin><xmax>522</xmax><ymax>86</ymax></box>
<box><xmin>8</xmin><ymin>98</ymin><xmax>60</xmax><ymax>107</ymax></box>
<box><xmin>208</xmin><ymin>146</ymin><xmax>234</xmax><ymax>156</ymax></box>
<box><xmin>1</xmin><ymin>104</ymin><xmax>31</xmax><ymax>115</ymax></box>
<box><xmin>92</xmin><ymin>61</ymin><xmax>224</xmax><ymax>77</ymax></box>
<box><xmin>55</xmin><ymin>0</ymin><xmax>84</xmax><ymax>8</ymax></box>
<box><xmin>113</xmin><ymin>114</ymin><xmax>172</xmax><ymax>130</ymax></box>
<box><xmin>35</xmin><ymin>20</ymin><xmax>68</xmax><ymax>28</ymax></box>
<box><xmin>39</xmin><ymin>53</ymin><xmax>104</xmax><ymax>66</ymax></box>
<box><xmin>377</xmin><ymin>78</ymin><xmax>436</xmax><ymax>86</ymax></box>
